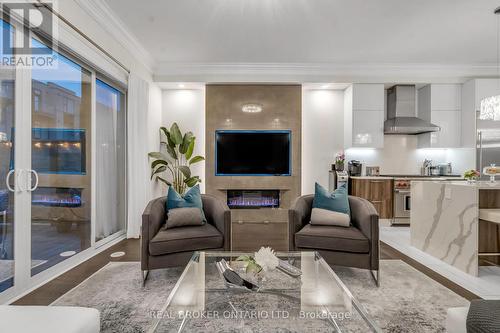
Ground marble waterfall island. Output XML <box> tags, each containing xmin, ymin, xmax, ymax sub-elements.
<box><xmin>411</xmin><ymin>181</ymin><xmax>500</xmax><ymax>276</ymax></box>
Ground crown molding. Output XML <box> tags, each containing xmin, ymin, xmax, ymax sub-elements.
<box><xmin>74</xmin><ymin>0</ymin><xmax>155</xmax><ymax>73</ymax></box>
<box><xmin>153</xmin><ymin>62</ymin><xmax>498</xmax><ymax>83</ymax></box>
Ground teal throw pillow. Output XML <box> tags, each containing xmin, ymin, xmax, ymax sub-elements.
<box><xmin>312</xmin><ymin>182</ymin><xmax>350</xmax><ymax>216</ymax></box>
<box><xmin>166</xmin><ymin>185</ymin><xmax>206</xmax><ymax>222</ymax></box>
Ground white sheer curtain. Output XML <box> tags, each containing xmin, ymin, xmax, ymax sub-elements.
<box><xmin>96</xmin><ymin>81</ymin><xmax>123</xmax><ymax>240</ymax></box>
<box><xmin>127</xmin><ymin>73</ymin><xmax>151</xmax><ymax>238</ymax></box>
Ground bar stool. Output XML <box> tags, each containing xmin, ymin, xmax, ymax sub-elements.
<box><xmin>478</xmin><ymin>208</ymin><xmax>500</xmax><ymax>265</ymax></box>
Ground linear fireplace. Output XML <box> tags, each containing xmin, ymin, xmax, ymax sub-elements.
<box><xmin>227</xmin><ymin>190</ymin><xmax>280</xmax><ymax>209</ymax></box>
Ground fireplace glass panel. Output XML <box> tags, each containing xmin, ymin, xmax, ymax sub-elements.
<box><xmin>227</xmin><ymin>190</ymin><xmax>280</xmax><ymax>209</ymax></box>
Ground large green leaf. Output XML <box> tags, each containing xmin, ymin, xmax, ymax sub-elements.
<box><xmin>160</xmin><ymin>126</ymin><xmax>168</xmax><ymax>137</ymax></box>
<box><xmin>165</xmin><ymin>130</ymin><xmax>176</xmax><ymax>148</ymax></box>
<box><xmin>184</xmin><ymin>176</ymin><xmax>200</xmax><ymax>187</ymax></box>
<box><xmin>151</xmin><ymin>159</ymin><xmax>168</xmax><ymax>169</ymax></box>
<box><xmin>189</xmin><ymin>156</ymin><xmax>205</xmax><ymax>165</ymax></box>
<box><xmin>151</xmin><ymin>165</ymin><xmax>166</xmax><ymax>180</ymax></box>
<box><xmin>156</xmin><ymin>176</ymin><xmax>172</xmax><ymax>186</ymax></box>
<box><xmin>148</xmin><ymin>152</ymin><xmax>167</xmax><ymax>160</ymax></box>
<box><xmin>179</xmin><ymin>132</ymin><xmax>194</xmax><ymax>154</ymax></box>
<box><xmin>166</xmin><ymin>145</ymin><xmax>177</xmax><ymax>160</ymax></box>
<box><xmin>170</xmin><ymin>123</ymin><xmax>183</xmax><ymax>145</ymax></box>
<box><xmin>177</xmin><ymin>165</ymin><xmax>191</xmax><ymax>179</ymax></box>
<box><xmin>185</xmin><ymin>139</ymin><xmax>195</xmax><ymax>160</ymax></box>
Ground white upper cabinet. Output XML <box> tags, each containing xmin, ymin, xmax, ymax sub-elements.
<box><xmin>344</xmin><ymin>84</ymin><xmax>384</xmax><ymax>148</ymax></box>
<box><xmin>430</xmin><ymin>84</ymin><xmax>461</xmax><ymax>111</ymax></box>
<box><xmin>461</xmin><ymin>79</ymin><xmax>498</xmax><ymax>148</ymax></box>
<box><xmin>418</xmin><ymin>84</ymin><xmax>462</xmax><ymax>148</ymax></box>
<box><xmin>352</xmin><ymin>84</ymin><xmax>385</xmax><ymax>111</ymax></box>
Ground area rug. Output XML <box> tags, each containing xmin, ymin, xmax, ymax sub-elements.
<box><xmin>52</xmin><ymin>260</ymin><xmax>469</xmax><ymax>332</ymax></box>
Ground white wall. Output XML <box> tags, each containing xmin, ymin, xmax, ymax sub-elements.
<box><xmin>302</xmin><ymin>89</ymin><xmax>344</xmax><ymax>194</ymax></box>
<box><xmin>149</xmin><ymin>84</ymin><xmax>164</xmax><ymax>198</ymax></box>
<box><xmin>162</xmin><ymin>89</ymin><xmax>206</xmax><ymax>192</ymax></box>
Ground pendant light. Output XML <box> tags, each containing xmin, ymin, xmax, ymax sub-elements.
<box><xmin>480</xmin><ymin>7</ymin><xmax>500</xmax><ymax>121</ymax></box>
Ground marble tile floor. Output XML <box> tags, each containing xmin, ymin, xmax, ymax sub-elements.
<box><xmin>381</xmin><ymin>226</ymin><xmax>500</xmax><ymax>299</ymax></box>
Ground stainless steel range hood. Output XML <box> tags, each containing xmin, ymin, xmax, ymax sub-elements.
<box><xmin>384</xmin><ymin>85</ymin><xmax>440</xmax><ymax>135</ymax></box>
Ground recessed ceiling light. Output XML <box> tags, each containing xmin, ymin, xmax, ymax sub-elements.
<box><xmin>178</xmin><ymin>83</ymin><xmax>185</xmax><ymax>88</ymax></box>
<box><xmin>241</xmin><ymin>103</ymin><xmax>263</xmax><ymax>113</ymax></box>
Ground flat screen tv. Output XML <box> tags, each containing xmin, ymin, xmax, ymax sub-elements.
<box><xmin>215</xmin><ymin>130</ymin><xmax>291</xmax><ymax>176</ymax></box>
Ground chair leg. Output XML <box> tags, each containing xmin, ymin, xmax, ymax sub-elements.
<box><xmin>142</xmin><ymin>270</ymin><xmax>149</xmax><ymax>287</ymax></box>
<box><xmin>370</xmin><ymin>269</ymin><xmax>380</xmax><ymax>287</ymax></box>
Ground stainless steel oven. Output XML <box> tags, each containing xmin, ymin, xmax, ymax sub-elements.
<box><xmin>392</xmin><ymin>179</ymin><xmax>411</xmax><ymax>225</ymax></box>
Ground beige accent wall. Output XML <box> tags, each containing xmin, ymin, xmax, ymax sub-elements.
<box><xmin>205</xmin><ymin>84</ymin><xmax>301</xmax><ymax>250</ymax></box>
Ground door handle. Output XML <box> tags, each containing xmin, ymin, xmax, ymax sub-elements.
<box><xmin>28</xmin><ymin>169</ymin><xmax>39</xmax><ymax>192</ymax></box>
<box><xmin>5</xmin><ymin>169</ymin><xmax>15</xmax><ymax>192</ymax></box>
<box><xmin>17</xmin><ymin>169</ymin><xmax>28</xmax><ymax>192</ymax></box>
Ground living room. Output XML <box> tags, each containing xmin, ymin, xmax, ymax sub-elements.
<box><xmin>1</xmin><ymin>0</ymin><xmax>500</xmax><ymax>332</ymax></box>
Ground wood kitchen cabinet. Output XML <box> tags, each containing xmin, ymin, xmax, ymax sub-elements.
<box><xmin>350</xmin><ymin>178</ymin><xmax>393</xmax><ymax>219</ymax></box>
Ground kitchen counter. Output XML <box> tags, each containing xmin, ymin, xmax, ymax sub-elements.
<box><xmin>410</xmin><ymin>180</ymin><xmax>500</xmax><ymax>276</ymax></box>
<box><xmin>349</xmin><ymin>176</ymin><xmax>393</xmax><ymax>180</ymax></box>
<box><xmin>421</xmin><ymin>180</ymin><xmax>500</xmax><ymax>189</ymax></box>
<box><xmin>350</xmin><ymin>175</ymin><xmax>464</xmax><ymax>180</ymax></box>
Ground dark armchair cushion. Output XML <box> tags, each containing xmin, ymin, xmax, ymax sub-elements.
<box><xmin>295</xmin><ymin>224</ymin><xmax>369</xmax><ymax>253</ymax></box>
<box><xmin>149</xmin><ymin>223</ymin><xmax>223</xmax><ymax>256</ymax></box>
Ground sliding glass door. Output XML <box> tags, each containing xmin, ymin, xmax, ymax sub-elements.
<box><xmin>0</xmin><ymin>20</ymin><xmax>15</xmax><ymax>293</ymax></box>
<box><xmin>0</xmin><ymin>14</ymin><xmax>127</xmax><ymax>299</ymax></box>
<box><xmin>30</xmin><ymin>39</ymin><xmax>92</xmax><ymax>276</ymax></box>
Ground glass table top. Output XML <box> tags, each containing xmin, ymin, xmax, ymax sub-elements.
<box><xmin>150</xmin><ymin>251</ymin><xmax>381</xmax><ymax>333</ymax></box>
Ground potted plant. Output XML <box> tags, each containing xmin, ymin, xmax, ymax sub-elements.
<box><xmin>463</xmin><ymin>169</ymin><xmax>480</xmax><ymax>183</ymax></box>
<box><xmin>335</xmin><ymin>151</ymin><xmax>345</xmax><ymax>171</ymax></box>
<box><xmin>148</xmin><ymin>123</ymin><xmax>205</xmax><ymax>194</ymax></box>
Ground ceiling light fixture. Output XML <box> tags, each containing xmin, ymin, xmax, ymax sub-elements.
<box><xmin>480</xmin><ymin>7</ymin><xmax>500</xmax><ymax>121</ymax></box>
<box><xmin>241</xmin><ymin>103</ymin><xmax>263</xmax><ymax>113</ymax></box>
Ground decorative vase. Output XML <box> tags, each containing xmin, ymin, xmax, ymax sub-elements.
<box><xmin>335</xmin><ymin>162</ymin><xmax>344</xmax><ymax>171</ymax></box>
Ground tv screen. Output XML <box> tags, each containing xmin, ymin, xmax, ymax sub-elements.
<box><xmin>216</xmin><ymin>130</ymin><xmax>291</xmax><ymax>176</ymax></box>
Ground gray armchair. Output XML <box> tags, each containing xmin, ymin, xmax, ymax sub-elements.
<box><xmin>289</xmin><ymin>195</ymin><xmax>380</xmax><ymax>285</ymax></box>
<box><xmin>141</xmin><ymin>194</ymin><xmax>231</xmax><ymax>283</ymax></box>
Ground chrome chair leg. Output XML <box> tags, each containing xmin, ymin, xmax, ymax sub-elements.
<box><xmin>370</xmin><ymin>269</ymin><xmax>380</xmax><ymax>287</ymax></box>
<box><xmin>142</xmin><ymin>270</ymin><xmax>149</xmax><ymax>287</ymax></box>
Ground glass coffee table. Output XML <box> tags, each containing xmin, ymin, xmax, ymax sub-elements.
<box><xmin>150</xmin><ymin>251</ymin><xmax>381</xmax><ymax>332</ymax></box>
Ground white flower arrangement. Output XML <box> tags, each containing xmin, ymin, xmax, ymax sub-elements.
<box><xmin>254</xmin><ymin>246</ymin><xmax>279</xmax><ymax>272</ymax></box>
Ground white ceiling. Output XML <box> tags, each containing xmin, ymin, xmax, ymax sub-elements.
<box><xmin>101</xmin><ymin>0</ymin><xmax>500</xmax><ymax>81</ymax></box>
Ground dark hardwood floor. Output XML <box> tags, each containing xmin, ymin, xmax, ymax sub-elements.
<box><xmin>14</xmin><ymin>239</ymin><xmax>140</xmax><ymax>305</ymax></box>
<box><xmin>13</xmin><ymin>239</ymin><xmax>480</xmax><ymax>305</ymax></box>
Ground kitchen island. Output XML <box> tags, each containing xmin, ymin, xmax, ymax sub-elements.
<box><xmin>411</xmin><ymin>180</ymin><xmax>500</xmax><ymax>276</ymax></box>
